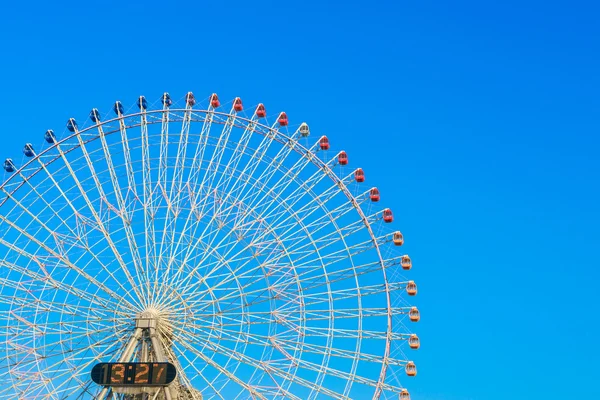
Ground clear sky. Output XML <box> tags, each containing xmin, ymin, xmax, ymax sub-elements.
<box><xmin>1</xmin><ymin>0</ymin><xmax>598</xmax><ymax>399</ymax></box>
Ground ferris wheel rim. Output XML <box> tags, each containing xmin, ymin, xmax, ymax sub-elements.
<box><xmin>0</xmin><ymin>94</ymin><xmax>415</xmax><ymax>399</ymax></box>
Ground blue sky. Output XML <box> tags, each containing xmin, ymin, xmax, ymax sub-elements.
<box><xmin>1</xmin><ymin>0</ymin><xmax>598</xmax><ymax>398</ymax></box>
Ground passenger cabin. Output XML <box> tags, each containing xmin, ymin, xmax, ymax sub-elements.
<box><xmin>186</xmin><ymin>92</ymin><xmax>196</xmax><ymax>107</ymax></box>
<box><xmin>299</xmin><ymin>123</ymin><xmax>310</xmax><ymax>137</ymax></box>
<box><xmin>319</xmin><ymin>136</ymin><xmax>330</xmax><ymax>151</ymax></box>
<box><xmin>338</xmin><ymin>151</ymin><xmax>348</xmax><ymax>165</ymax></box>
<box><xmin>3</xmin><ymin>159</ymin><xmax>15</xmax><ymax>173</ymax></box>
<box><xmin>393</xmin><ymin>231</ymin><xmax>404</xmax><ymax>246</ymax></box>
<box><xmin>400</xmin><ymin>389</ymin><xmax>411</xmax><ymax>400</ymax></box>
<box><xmin>233</xmin><ymin>97</ymin><xmax>243</xmax><ymax>111</ymax></box>
<box><xmin>210</xmin><ymin>93</ymin><xmax>220</xmax><ymax>108</ymax></box>
<box><xmin>44</xmin><ymin>130</ymin><xmax>56</xmax><ymax>143</ymax></box>
<box><xmin>256</xmin><ymin>103</ymin><xmax>266</xmax><ymax>118</ymax></box>
<box><xmin>409</xmin><ymin>307</ymin><xmax>420</xmax><ymax>322</ymax></box>
<box><xmin>162</xmin><ymin>93</ymin><xmax>172</xmax><ymax>107</ymax></box>
<box><xmin>408</xmin><ymin>334</ymin><xmax>420</xmax><ymax>350</ymax></box>
<box><xmin>137</xmin><ymin>96</ymin><xmax>148</xmax><ymax>110</ymax></box>
<box><xmin>354</xmin><ymin>168</ymin><xmax>365</xmax><ymax>182</ymax></box>
<box><xmin>369</xmin><ymin>187</ymin><xmax>380</xmax><ymax>202</ymax></box>
<box><xmin>405</xmin><ymin>361</ymin><xmax>417</xmax><ymax>377</ymax></box>
<box><xmin>114</xmin><ymin>101</ymin><xmax>124</xmax><ymax>115</ymax></box>
<box><xmin>401</xmin><ymin>255</ymin><xmax>412</xmax><ymax>270</ymax></box>
<box><xmin>406</xmin><ymin>281</ymin><xmax>417</xmax><ymax>296</ymax></box>
<box><xmin>23</xmin><ymin>144</ymin><xmax>34</xmax><ymax>157</ymax></box>
<box><xmin>89</xmin><ymin>108</ymin><xmax>101</xmax><ymax>123</ymax></box>
<box><xmin>278</xmin><ymin>112</ymin><xmax>288</xmax><ymax>126</ymax></box>
<box><xmin>66</xmin><ymin>118</ymin><xmax>78</xmax><ymax>132</ymax></box>
<box><xmin>383</xmin><ymin>208</ymin><xmax>393</xmax><ymax>223</ymax></box>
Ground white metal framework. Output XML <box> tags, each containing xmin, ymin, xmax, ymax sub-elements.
<box><xmin>0</xmin><ymin>92</ymin><xmax>419</xmax><ymax>399</ymax></box>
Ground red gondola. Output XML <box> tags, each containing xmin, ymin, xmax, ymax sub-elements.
<box><xmin>233</xmin><ymin>97</ymin><xmax>243</xmax><ymax>112</ymax></box>
<box><xmin>186</xmin><ymin>92</ymin><xmax>196</xmax><ymax>107</ymax></box>
<box><xmin>383</xmin><ymin>208</ymin><xmax>393</xmax><ymax>223</ymax></box>
<box><xmin>338</xmin><ymin>151</ymin><xmax>348</xmax><ymax>165</ymax></box>
<box><xmin>369</xmin><ymin>187</ymin><xmax>380</xmax><ymax>202</ymax></box>
<box><xmin>278</xmin><ymin>112</ymin><xmax>288</xmax><ymax>126</ymax></box>
<box><xmin>256</xmin><ymin>103</ymin><xmax>266</xmax><ymax>118</ymax></box>
<box><xmin>354</xmin><ymin>168</ymin><xmax>365</xmax><ymax>183</ymax></box>
<box><xmin>210</xmin><ymin>93</ymin><xmax>220</xmax><ymax>108</ymax></box>
<box><xmin>319</xmin><ymin>136</ymin><xmax>330</xmax><ymax>150</ymax></box>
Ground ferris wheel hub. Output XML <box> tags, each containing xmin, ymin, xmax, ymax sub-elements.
<box><xmin>135</xmin><ymin>306</ymin><xmax>176</xmax><ymax>340</ymax></box>
<box><xmin>136</xmin><ymin>308</ymin><xmax>160</xmax><ymax>329</ymax></box>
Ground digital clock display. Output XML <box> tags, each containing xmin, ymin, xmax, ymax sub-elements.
<box><xmin>91</xmin><ymin>362</ymin><xmax>177</xmax><ymax>386</ymax></box>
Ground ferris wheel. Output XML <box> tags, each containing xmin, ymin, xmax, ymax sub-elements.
<box><xmin>0</xmin><ymin>91</ymin><xmax>419</xmax><ymax>399</ymax></box>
